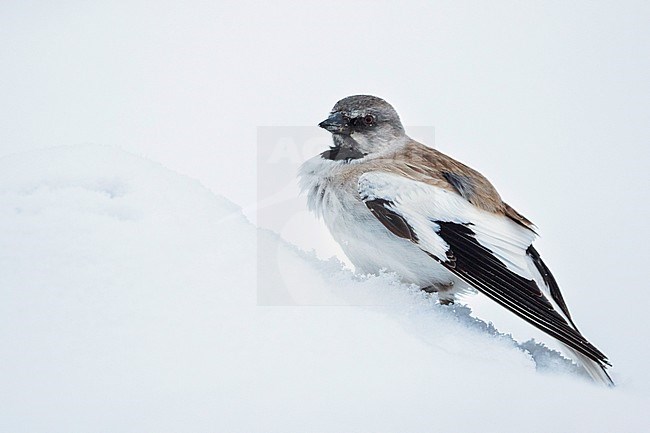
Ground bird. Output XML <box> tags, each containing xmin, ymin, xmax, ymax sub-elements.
<box><xmin>299</xmin><ymin>94</ymin><xmax>613</xmax><ymax>386</ymax></box>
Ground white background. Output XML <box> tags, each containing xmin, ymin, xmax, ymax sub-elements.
<box><xmin>1</xmin><ymin>1</ymin><xmax>650</xmax><ymax>431</ymax></box>
<box><xmin>4</xmin><ymin>0</ymin><xmax>648</xmax><ymax>280</ymax></box>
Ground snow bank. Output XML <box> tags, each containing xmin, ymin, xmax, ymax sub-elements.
<box><xmin>0</xmin><ymin>146</ymin><xmax>645</xmax><ymax>433</ymax></box>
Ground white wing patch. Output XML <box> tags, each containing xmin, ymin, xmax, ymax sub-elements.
<box><xmin>359</xmin><ymin>171</ymin><xmax>537</xmax><ymax>279</ymax></box>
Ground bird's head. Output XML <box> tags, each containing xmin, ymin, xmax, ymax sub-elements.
<box><xmin>318</xmin><ymin>95</ymin><xmax>407</xmax><ymax>161</ymax></box>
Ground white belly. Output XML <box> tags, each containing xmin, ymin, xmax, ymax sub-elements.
<box><xmin>327</xmin><ymin>193</ymin><xmax>453</xmax><ymax>287</ymax></box>
<box><xmin>299</xmin><ymin>155</ymin><xmax>460</xmax><ymax>289</ymax></box>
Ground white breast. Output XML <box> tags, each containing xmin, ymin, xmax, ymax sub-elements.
<box><xmin>298</xmin><ymin>155</ymin><xmax>459</xmax><ymax>289</ymax></box>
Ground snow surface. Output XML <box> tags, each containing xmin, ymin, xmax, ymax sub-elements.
<box><xmin>2</xmin><ymin>2</ymin><xmax>649</xmax><ymax>431</ymax></box>
<box><xmin>1</xmin><ymin>145</ymin><xmax>647</xmax><ymax>432</ymax></box>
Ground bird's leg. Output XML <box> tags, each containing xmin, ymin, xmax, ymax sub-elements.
<box><xmin>421</xmin><ymin>282</ymin><xmax>456</xmax><ymax>305</ymax></box>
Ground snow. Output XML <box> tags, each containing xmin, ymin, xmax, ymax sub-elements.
<box><xmin>2</xmin><ymin>1</ymin><xmax>650</xmax><ymax>431</ymax></box>
<box><xmin>1</xmin><ymin>145</ymin><xmax>648</xmax><ymax>432</ymax></box>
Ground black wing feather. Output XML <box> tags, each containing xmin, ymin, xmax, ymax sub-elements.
<box><xmin>526</xmin><ymin>245</ymin><xmax>578</xmax><ymax>329</ymax></box>
<box><xmin>432</xmin><ymin>221</ymin><xmax>610</xmax><ymax>367</ymax></box>
<box><xmin>365</xmin><ymin>199</ymin><xmax>418</xmax><ymax>242</ymax></box>
<box><xmin>442</xmin><ymin>171</ymin><xmax>475</xmax><ymax>200</ymax></box>
<box><xmin>361</xmin><ymin>198</ymin><xmax>610</xmax><ymax>369</ymax></box>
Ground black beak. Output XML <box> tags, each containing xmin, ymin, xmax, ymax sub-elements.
<box><xmin>318</xmin><ymin>112</ymin><xmax>350</xmax><ymax>135</ymax></box>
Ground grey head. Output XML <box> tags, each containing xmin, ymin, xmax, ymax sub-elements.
<box><xmin>318</xmin><ymin>95</ymin><xmax>407</xmax><ymax>162</ymax></box>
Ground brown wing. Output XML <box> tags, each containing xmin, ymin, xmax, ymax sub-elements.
<box><xmin>390</xmin><ymin>141</ymin><xmax>537</xmax><ymax>231</ymax></box>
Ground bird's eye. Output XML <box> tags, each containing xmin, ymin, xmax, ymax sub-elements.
<box><xmin>363</xmin><ymin>115</ymin><xmax>375</xmax><ymax>126</ymax></box>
